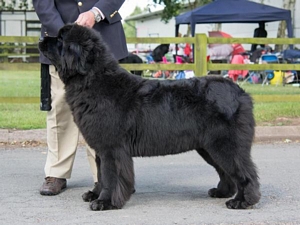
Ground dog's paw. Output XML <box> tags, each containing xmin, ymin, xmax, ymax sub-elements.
<box><xmin>225</xmin><ymin>199</ymin><xmax>252</xmax><ymax>209</ymax></box>
<box><xmin>82</xmin><ymin>190</ymin><xmax>98</xmax><ymax>202</ymax></box>
<box><xmin>89</xmin><ymin>199</ymin><xmax>118</xmax><ymax>211</ymax></box>
<box><xmin>208</xmin><ymin>188</ymin><xmax>236</xmax><ymax>198</ymax></box>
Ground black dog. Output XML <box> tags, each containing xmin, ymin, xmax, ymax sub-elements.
<box><xmin>119</xmin><ymin>53</ymin><xmax>143</xmax><ymax>76</ymax></box>
<box><xmin>39</xmin><ymin>24</ymin><xmax>261</xmax><ymax>211</ymax></box>
<box><xmin>152</xmin><ymin>44</ymin><xmax>170</xmax><ymax>62</ymax></box>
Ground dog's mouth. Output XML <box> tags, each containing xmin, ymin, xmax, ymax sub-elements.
<box><xmin>38</xmin><ymin>36</ymin><xmax>64</xmax><ymax>69</ymax></box>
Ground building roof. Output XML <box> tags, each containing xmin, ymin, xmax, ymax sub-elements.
<box><xmin>124</xmin><ymin>9</ymin><xmax>164</xmax><ymax>22</ymax></box>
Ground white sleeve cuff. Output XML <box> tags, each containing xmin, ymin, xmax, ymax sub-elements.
<box><xmin>92</xmin><ymin>7</ymin><xmax>105</xmax><ymax>20</ymax></box>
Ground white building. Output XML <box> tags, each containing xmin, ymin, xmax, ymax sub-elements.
<box><xmin>0</xmin><ymin>10</ymin><xmax>40</xmax><ymax>36</ymax></box>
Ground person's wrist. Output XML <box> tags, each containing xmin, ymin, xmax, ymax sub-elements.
<box><xmin>89</xmin><ymin>8</ymin><xmax>102</xmax><ymax>23</ymax></box>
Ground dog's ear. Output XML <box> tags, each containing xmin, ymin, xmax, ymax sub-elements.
<box><xmin>61</xmin><ymin>41</ymin><xmax>92</xmax><ymax>76</ymax></box>
<box><xmin>62</xmin><ymin>42</ymin><xmax>82</xmax><ymax>71</ymax></box>
<box><xmin>59</xmin><ymin>24</ymin><xmax>95</xmax><ymax>76</ymax></box>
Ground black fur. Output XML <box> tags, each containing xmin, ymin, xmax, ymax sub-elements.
<box><xmin>119</xmin><ymin>53</ymin><xmax>143</xmax><ymax>76</ymax></box>
<box><xmin>39</xmin><ymin>24</ymin><xmax>261</xmax><ymax>211</ymax></box>
<box><xmin>152</xmin><ymin>44</ymin><xmax>170</xmax><ymax>62</ymax></box>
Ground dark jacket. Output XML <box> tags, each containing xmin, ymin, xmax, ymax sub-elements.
<box><xmin>33</xmin><ymin>0</ymin><xmax>128</xmax><ymax>64</ymax></box>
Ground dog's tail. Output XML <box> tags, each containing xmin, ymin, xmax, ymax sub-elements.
<box><xmin>205</xmin><ymin>78</ymin><xmax>252</xmax><ymax>120</ymax></box>
<box><xmin>205</xmin><ymin>77</ymin><xmax>255</xmax><ymax>142</ymax></box>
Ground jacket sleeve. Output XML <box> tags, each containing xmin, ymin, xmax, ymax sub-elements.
<box><xmin>94</xmin><ymin>0</ymin><xmax>125</xmax><ymax>24</ymax></box>
<box><xmin>32</xmin><ymin>0</ymin><xmax>65</xmax><ymax>36</ymax></box>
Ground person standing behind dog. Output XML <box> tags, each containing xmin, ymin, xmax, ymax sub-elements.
<box><xmin>171</xmin><ymin>33</ymin><xmax>186</xmax><ymax>63</ymax></box>
<box><xmin>33</xmin><ymin>0</ymin><xmax>128</xmax><ymax>196</ymax></box>
<box><xmin>250</xmin><ymin>22</ymin><xmax>268</xmax><ymax>52</ymax></box>
<box><xmin>183</xmin><ymin>34</ymin><xmax>192</xmax><ymax>62</ymax></box>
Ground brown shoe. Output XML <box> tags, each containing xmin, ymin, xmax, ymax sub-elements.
<box><xmin>40</xmin><ymin>177</ymin><xmax>67</xmax><ymax>196</ymax></box>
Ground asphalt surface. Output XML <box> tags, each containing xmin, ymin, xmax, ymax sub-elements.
<box><xmin>0</xmin><ymin>129</ymin><xmax>300</xmax><ymax>225</ymax></box>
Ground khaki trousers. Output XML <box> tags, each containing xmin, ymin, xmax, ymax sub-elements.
<box><xmin>44</xmin><ymin>65</ymin><xmax>97</xmax><ymax>182</ymax></box>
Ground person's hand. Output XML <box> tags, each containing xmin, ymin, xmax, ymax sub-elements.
<box><xmin>75</xmin><ymin>11</ymin><xmax>95</xmax><ymax>28</ymax></box>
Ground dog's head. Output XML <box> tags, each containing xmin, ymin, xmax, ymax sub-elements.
<box><xmin>39</xmin><ymin>24</ymin><xmax>109</xmax><ymax>83</ymax></box>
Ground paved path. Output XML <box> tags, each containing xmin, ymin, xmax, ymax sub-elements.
<box><xmin>0</xmin><ymin>143</ymin><xmax>300</xmax><ymax>225</ymax></box>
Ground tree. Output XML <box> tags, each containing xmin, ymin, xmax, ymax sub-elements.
<box><xmin>0</xmin><ymin>0</ymin><xmax>32</xmax><ymax>10</ymax></box>
<box><xmin>149</xmin><ymin>0</ymin><xmax>212</xmax><ymax>36</ymax></box>
<box><xmin>275</xmin><ymin>0</ymin><xmax>296</xmax><ymax>52</ymax></box>
<box><xmin>151</xmin><ymin>0</ymin><xmax>212</xmax><ymax>23</ymax></box>
<box><xmin>123</xmin><ymin>6</ymin><xmax>145</xmax><ymax>37</ymax></box>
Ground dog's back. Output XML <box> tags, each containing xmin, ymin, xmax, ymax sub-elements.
<box><xmin>130</xmin><ymin>76</ymin><xmax>254</xmax><ymax>157</ymax></box>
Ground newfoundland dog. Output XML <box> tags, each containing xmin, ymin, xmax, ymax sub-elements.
<box><xmin>152</xmin><ymin>44</ymin><xmax>170</xmax><ymax>62</ymax></box>
<box><xmin>39</xmin><ymin>24</ymin><xmax>260</xmax><ymax>211</ymax></box>
<box><xmin>118</xmin><ymin>52</ymin><xmax>143</xmax><ymax>76</ymax></box>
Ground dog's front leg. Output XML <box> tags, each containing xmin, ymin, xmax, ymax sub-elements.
<box><xmin>89</xmin><ymin>149</ymin><xmax>134</xmax><ymax>211</ymax></box>
<box><xmin>82</xmin><ymin>155</ymin><xmax>102</xmax><ymax>202</ymax></box>
<box><xmin>89</xmin><ymin>150</ymin><xmax>116</xmax><ymax>211</ymax></box>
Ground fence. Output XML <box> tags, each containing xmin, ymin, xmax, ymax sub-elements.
<box><xmin>1</xmin><ymin>35</ymin><xmax>300</xmax><ymax>74</ymax></box>
<box><xmin>0</xmin><ymin>36</ymin><xmax>39</xmax><ymax>70</ymax></box>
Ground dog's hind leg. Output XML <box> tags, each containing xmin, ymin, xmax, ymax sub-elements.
<box><xmin>82</xmin><ymin>155</ymin><xmax>102</xmax><ymax>202</ymax></box>
<box><xmin>224</xmin><ymin>156</ymin><xmax>261</xmax><ymax>209</ymax></box>
<box><xmin>205</xmin><ymin>145</ymin><xmax>261</xmax><ymax>209</ymax></box>
<box><xmin>196</xmin><ymin>148</ymin><xmax>237</xmax><ymax>198</ymax></box>
<box><xmin>89</xmin><ymin>149</ymin><xmax>134</xmax><ymax>211</ymax></box>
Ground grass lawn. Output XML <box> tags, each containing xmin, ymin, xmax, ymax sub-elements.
<box><xmin>0</xmin><ymin>70</ymin><xmax>40</xmax><ymax>97</ymax></box>
<box><xmin>0</xmin><ymin>70</ymin><xmax>46</xmax><ymax>129</ymax></box>
<box><xmin>0</xmin><ymin>70</ymin><xmax>300</xmax><ymax>130</ymax></box>
<box><xmin>242</xmin><ymin>84</ymin><xmax>300</xmax><ymax>125</ymax></box>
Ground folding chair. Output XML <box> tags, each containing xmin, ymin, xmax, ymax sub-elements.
<box><xmin>260</xmin><ymin>54</ymin><xmax>280</xmax><ymax>86</ymax></box>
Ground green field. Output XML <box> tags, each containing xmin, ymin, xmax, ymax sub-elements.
<box><xmin>0</xmin><ymin>71</ymin><xmax>46</xmax><ymax>129</ymax></box>
<box><xmin>0</xmin><ymin>70</ymin><xmax>300</xmax><ymax>129</ymax></box>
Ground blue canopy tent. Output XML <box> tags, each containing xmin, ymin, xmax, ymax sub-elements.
<box><xmin>175</xmin><ymin>0</ymin><xmax>293</xmax><ymax>39</ymax></box>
